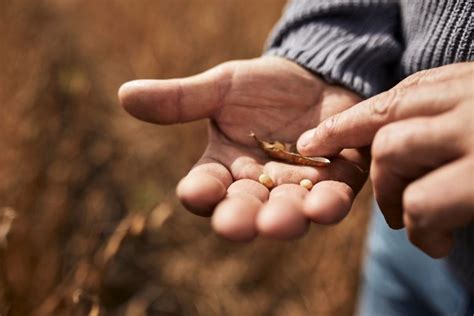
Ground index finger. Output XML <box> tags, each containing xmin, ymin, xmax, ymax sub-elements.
<box><xmin>297</xmin><ymin>79</ymin><xmax>460</xmax><ymax>157</ymax></box>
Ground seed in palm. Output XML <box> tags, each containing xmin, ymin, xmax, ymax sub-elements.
<box><xmin>300</xmin><ymin>179</ymin><xmax>313</xmax><ymax>190</ymax></box>
<box><xmin>258</xmin><ymin>174</ymin><xmax>274</xmax><ymax>189</ymax></box>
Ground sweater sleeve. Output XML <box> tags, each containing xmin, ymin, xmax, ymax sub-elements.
<box><xmin>265</xmin><ymin>0</ymin><xmax>403</xmax><ymax>98</ymax></box>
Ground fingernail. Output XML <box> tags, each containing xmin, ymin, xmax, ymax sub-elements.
<box><xmin>298</xmin><ymin>129</ymin><xmax>315</xmax><ymax>148</ymax></box>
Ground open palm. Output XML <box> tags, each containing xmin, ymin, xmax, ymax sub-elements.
<box><xmin>119</xmin><ymin>57</ymin><xmax>368</xmax><ymax>241</ymax></box>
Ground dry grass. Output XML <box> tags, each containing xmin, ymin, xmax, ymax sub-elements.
<box><xmin>0</xmin><ymin>1</ymin><xmax>371</xmax><ymax>315</ymax></box>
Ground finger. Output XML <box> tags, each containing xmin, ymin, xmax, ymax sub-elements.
<box><xmin>370</xmin><ymin>116</ymin><xmax>463</xmax><ymax>229</ymax></box>
<box><xmin>303</xmin><ymin>181</ymin><xmax>354</xmax><ymax>225</ymax></box>
<box><xmin>226</xmin><ymin>179</ymin><xmax>269</xmax><ymax>202</ymax></box>
<box><xmin>371</xmin><ymin>164</ymin><xmax>407</xmax><ymax>229</ymax></box>
<box><xmin>269</xmin><ymin>183</ymin><xmax>307</xmax><ymax>200</ymax></box>
<box><xmin>262</xmin><ymin>148</ymin><xmax>368</xmax><ymax>190</ymax></box>
<box><xmin>211</xmin><ymin>194</ymin><xmax>262</xmax><ymax>242</ymax></box>
<box><xmin>228</xmin><ymin>155</ymin><xmax>264</xmax><ymax>181</ymax></box>
<box><xmin>297</xmin><ymin>80</ymin><xmax>461</xmax><ymax>157</ymax></box>
<box><xmin>300</xmin><ymin>149</ymin><xmax>368</xmax><ymax>225</ymax></box>
<box><xmin>177</xmin><ymin>120</ymin><xmax>267</xmax><ymax>218</ymax></box>
<box><xmin>403</xmin><ymin>157</ymin><xmax>474</xmax><ymax>258</ymax></box>
<box><xmin>211</xmin><ymin>179</ymin><xmax>269</xmax><ymax>242</ymax></box>
<box><xmin>256</xmin><ymin>184</ymin><xmax>309</xmax><ymax>240</ymax></box>
<box><xmin>263</xmin><ymin>161</ymin><xmax>319</xmax><ymax>186</ymax></box>
<box><xmin>176</xmin><ymin>159</ymin><xmax>233</xmax><ymax>217</ymax></box>
<box><xmin>118</xmin><ymin>65</ymin><xmax>232</xmax><ymax>124</ymax></box>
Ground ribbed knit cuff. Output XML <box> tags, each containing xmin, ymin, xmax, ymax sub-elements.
<box><xmin>265</xmin><ymin>0</ymin><xmax>402</xmax><ymax>98</ymax></box>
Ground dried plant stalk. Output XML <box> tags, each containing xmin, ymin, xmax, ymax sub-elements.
<box><xmin>250</xmin><ymin>132</ymin><xmax>330</xmax><ymax>167</ymax></box>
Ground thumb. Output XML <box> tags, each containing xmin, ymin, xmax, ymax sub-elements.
<box><xmin>118</xmin><ymin>65</ymin><xmax>231</xmax><ymax>124</ymax></box>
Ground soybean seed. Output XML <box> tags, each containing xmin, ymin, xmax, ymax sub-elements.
<box><xmin>258</xmin><ymin>174</ymin><xmax>274</xmax><ymax>189</ymax></box>
<box><xmin>300</xmin><ymin>179</ymin><xmax>313</xmax><ymax>190</ymax></box>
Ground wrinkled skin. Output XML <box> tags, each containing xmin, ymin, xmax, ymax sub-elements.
<box><xmin>298</xmin><ymin>62</ymin><xmax>474</xmax><ymax>258</ymax></box>
<box><xmin>119</xmin><ymin>57</ymin><xmax>369</xmax><ymax>241</ymax></box>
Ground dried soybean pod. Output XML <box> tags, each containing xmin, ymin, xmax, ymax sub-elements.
<box><xmin>250</xmin><ymin>132</ymin><xmax>285</xmax><ymax>152</ymax></box>
<box><xmin>250</xmin><ymin>132</ymin><xmax>330</xmax><ymax>167</ymax></box>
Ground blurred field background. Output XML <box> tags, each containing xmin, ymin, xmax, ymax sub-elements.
<box><xmin>0</xmin><ymin>1</ymin><xmax>372</xmax><ymax>315</ymax></box>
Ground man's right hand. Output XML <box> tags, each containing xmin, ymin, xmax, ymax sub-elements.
<box><xmin>296</xmin><ymin>62</ymin><xmax>474</xmax><ymax>257</ymax></box>
<box><xmin>119</xmin><ymin>57</ymin><xmax>368</xmax><ymax>241</ymax></box>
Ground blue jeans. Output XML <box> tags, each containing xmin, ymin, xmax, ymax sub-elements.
<box><xmin>357</xmin><ymin>203</ymin><xmax>474</xmax><ymax>316</ymax></box>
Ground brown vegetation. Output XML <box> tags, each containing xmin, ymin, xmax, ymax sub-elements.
<box><xmin>0</xmin><ymin>1</ymin><xmax>371</xmax><ymax>315</ymax></box>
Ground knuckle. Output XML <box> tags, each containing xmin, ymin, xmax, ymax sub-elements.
<box><xmin>212</xmin><ymin>61</ymin><xmax>235</xmax><ymax>91</ymax></box>
<box><xmin>371</xmin><ymin>125</ymin><xmax>398</xmax><ymax>163</ymax></box>
<box><xmin>214</xmin><ymin>61</ymin><xmax>236</xmax><ymax>76</ymax></box>
<box><xmin>215</xmin><ymin>61</ymin><xmax>235</xmax><ymax>78</ymax></box>
<box><xmin>369</xmin><ymin>88</ymin><xmax>400</xmax><ymax>121</ymax></box>
<box><xmin>320</xmin><ymin>115</ymin><xmax>339</xmax><ymax>140</ymax></box>
<box><xmin>403</xmin><ymin>185</ymin><xmax>430</xmax><ymax>230</ymax></box>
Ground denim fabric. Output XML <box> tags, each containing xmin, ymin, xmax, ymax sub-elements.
<box><xmin>357</xmin><ymin>203</ymin><xmax>472</xmax><ymax>316</ymax></box>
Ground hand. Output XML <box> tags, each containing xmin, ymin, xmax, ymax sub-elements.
<box><xmin>119</xmin><ymin>57</ymin><xmax>368</xmax><ymax>241</ymax></box>
<box><xmin>297</xmin><ymin>62</ymin><xmax>474</xmax><ymax>257</ymax></box>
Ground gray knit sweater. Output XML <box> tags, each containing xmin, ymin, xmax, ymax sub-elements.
<box><xmin>265</xmin><ymin>0</ymin><xmax>473</xmax><ymax>293</ymax></box>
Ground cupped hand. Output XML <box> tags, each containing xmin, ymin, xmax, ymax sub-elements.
<box><xmin>297</xmin><ymin>62</ymin><xmax>474</xmax><ymax>257</ymax></box>
<box><xmin>119</xmin><ymin>57</ymin><xmax>368</xmax><ymax>241</ymax></box>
